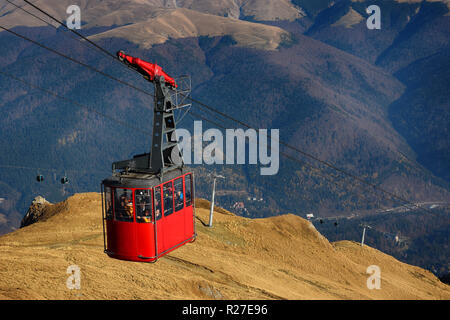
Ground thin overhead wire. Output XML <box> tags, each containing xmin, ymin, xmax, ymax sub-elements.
<box><xmin>21</xmin><ymin>0</ymin><xmax>116</xmax><ymax>61</ymax></box>
<box><xmin>188</xmin><ymin>110</ymin><xmax>393</xmax><ymax>209</ymax></box>
<box><xmin>0</xmin><ymin>69</ymin><xmax>153</xmax><ymax>136</ymax></box>
<box><xmin>4</xmin><ymin>0</ymin><xmax>56</xmax><ymax>27</ymax></box>
<box><xmin>4</xmin><ymin>0</ymin><xmax>122</xmax><ymax>63</ymax></box>
<box><xmin>186</xmin><ymin>94</ymin><xmax>430</xmax><ymax>213</ymax></box>
<box><xmin>0</xmin><ymin>64</ymin><xmax>382</xmax><ymax>210</ymax></box>
<box><xmin>0</xmin><ymin>164</ymin><xmax>108</xmax><ymax>175</ymax></box>
<box><xmin>0</xmin><ymin>25</ymin><xmax>156</xmax><ymax>99</ymax></box>
<box><xmin>17</xmin><ymin>0</ymin><xmax>140</xmax><ymax>76</ymax></box>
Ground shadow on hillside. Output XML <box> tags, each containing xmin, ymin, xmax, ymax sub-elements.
<box><xmin>195</xmin><ymin>216</ymin><xmax>209</xmax><ymax>227</ymax></box>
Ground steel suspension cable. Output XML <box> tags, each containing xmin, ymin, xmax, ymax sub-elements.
<box><xmin>0</xmin><ymin>69</ymin><xmax>153</xmax><ymax>136</ymax></box>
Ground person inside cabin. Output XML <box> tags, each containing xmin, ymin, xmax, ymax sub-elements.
<box><xmin>106</xmin><ymin>199</ymin><xmax>113</xmax><ymax>219</ymax></box>
<box><xmin>118</xmin><ymin>195</ymin><xmax>125</xmax><ymax>219</ymax></box>
<box><xmin>164</xmin><ymin>186</ymin><xmax>173</xmax><ymax>199</ymax></box>
<box><xmin>137</xmin><ymin>201</ymin><xmax>151</xmax><ymax>223</ymax></box>
<box><xmin>164</xmin><ymin>186</ymin><xmax>173</xmax><ymax>214</ymax></box>
<box><xmin>125</xmin><ymin>198</ymin><xmax>134</xmax><ymax>220</ymax></box>
<box><xmin>175</xmin><ymin>190</ymin><xmax>183</xmax><ymax>210</ymax></box>
<box><xmin>143</xmin><ymin>209</ymin><xmax>151</xmax><ymax>222</ymax></box>
<box><xmin>136</xmin><ymin>202</ymin><xmax>144</xmax><ymax>221</ymax></box>
<box><xmin>154</xmin><ymin>198</ymin><xmax>161</xmax><ymax>220</ymax></box>
<box><xmin>120</xmin><ymin>195</ymin><xmax>125</xmax><ymax>208</ymax></box>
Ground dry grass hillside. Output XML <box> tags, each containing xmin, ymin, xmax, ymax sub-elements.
<box><xmin>89</xmin><ymin>8</ymin><xmax>289</xmax><ymax>50</ymax></box>
<box><xmin>0</xmin><ymin>193</ymin><xmax>448</xmax><ymax>300</ymax></box>
<box><xmin>0</xmin><ymin>0</ymin><xmax>304</xmax><ymax>26</ymax></box>
<box><xmin>0</xmin><ymin>0</ymin><xmax>293</xmax><ymax>50</ymax></box>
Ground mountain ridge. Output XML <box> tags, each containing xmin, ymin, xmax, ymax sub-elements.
<box><xmin>88</xmin><ymin>7</ymin><xmax>290</xmax><ymax>50</ymax></box>
<box><xmin>0</xmin><ymin>192</ymin><xmax>448</xmax><ymax>299</ymax></box>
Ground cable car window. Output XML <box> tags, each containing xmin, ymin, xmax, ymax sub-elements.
<box><xmin>185</xmin><ymin>174</ymin><xmax>192</xmax><ymax>206</ymax></box>
<box><xmin>114</xmin><ymin>188</ymin><xmax>134</xmax><ymax>222</ymax></box>
<box><xmin>135</xmin><ymin>190</ymin><xmax>152</xmax><ymax>223</ymax></box>
<box><xmin>174</xmin><ymin>178</ymin><xmax>184</xmax><ymax>212</ymax></box>
<box><xmin>154</xmin><ymin>186</ymin><xmax>162</xmax><ymax>221</ymax></box>
<box><xmin>163</xmin><ymin>182</ymin><xmax>174</xmax><ymax>216</ymax></box>
<box><xmin>104</xmin><ymin>186</ymin><xmax>113</xmax><ymax>220</ymax></box>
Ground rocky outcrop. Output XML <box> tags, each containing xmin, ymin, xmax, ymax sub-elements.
<box><xmin>20</xmin><ymin>196</ymin><xmax>50</xmax><ymax>228</ymax></box>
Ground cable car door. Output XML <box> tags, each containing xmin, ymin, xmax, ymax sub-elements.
<box><xmin>135</xmin><ymin>189</ymin><xmax>155</xmax><ymax>259</ymax></box>
<box><xmin>112</xmin><ymin>188</ymin><xmax>137</xmax><ymax>258</ymax></box>
<box><xmin>153</xmin><ymin>186</ymin><xmax>164</xmax><ymax>256</ymax></box>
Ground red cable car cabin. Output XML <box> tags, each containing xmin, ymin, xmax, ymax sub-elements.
<box><xmin>102</xmin><ymin>170</ymin><xmax>195</xmax><ymax>262</ymax></box>
<box><xmin>101</xmin><ymin>51</ymin><xmax>196</xmax><ymax>262</ymax></box>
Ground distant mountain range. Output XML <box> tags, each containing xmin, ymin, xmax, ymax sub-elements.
<box><xmin>315</xmin><ymin>203</ymin><xmax>450</xmax><ymax>277</ymax></box>
<box><xmin>0</xmin><ymin>0</ymin><xmax>448</xmax><ymax>245</ymax></box>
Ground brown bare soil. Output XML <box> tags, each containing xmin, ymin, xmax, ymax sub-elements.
<box><xmin>0</xmin><ymin>193</ymin><xmax>448</xmax><ymax>300</ymax></box>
